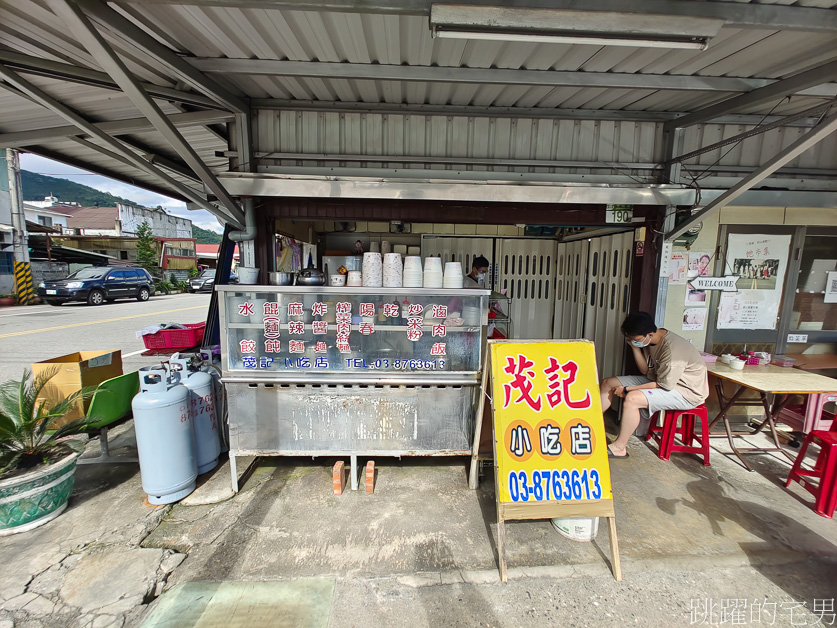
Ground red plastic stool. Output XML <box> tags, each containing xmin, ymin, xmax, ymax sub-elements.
<box><xmin>785</xmin><ymin>421</ymin><xmax>837</xmax><ymax>519</ymax></box>
<box><xmin>645</xmin><ymin>405</ymin><xmax>711</xmax><ymax>466</ymax></box>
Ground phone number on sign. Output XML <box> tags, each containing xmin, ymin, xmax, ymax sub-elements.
<box><xmin>361</xmin><ymin>359</ymin><xmax>447</xmax><ymax>370</ymax></box>
<box><xmin>508</xmin><ymin>469</ymin><xmax>602</xmax><ymax>502</ymax></box>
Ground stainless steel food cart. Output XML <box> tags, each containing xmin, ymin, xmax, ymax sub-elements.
<box><xmin>216</xmin><ymin>285</ymin><xmax>490</xmax><ymax>491</ymax></box>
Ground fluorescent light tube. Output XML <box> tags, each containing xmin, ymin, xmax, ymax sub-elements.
<box><xmin>432</xmin><ymin>28</ymin><xmax>708</xmax><ymax>50</ymax></box>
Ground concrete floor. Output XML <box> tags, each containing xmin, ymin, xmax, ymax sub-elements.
<box><xmin>1</xmin><ymin>419</ymin><xmax>835</xmax><ymax>627</ymax></box>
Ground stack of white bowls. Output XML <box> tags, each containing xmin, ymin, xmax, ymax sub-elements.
<box><xmin>463</xmin><ymin>304</ymin><xmax>481</xmax><ymax>326</ymax></box>
<box><xmin>362</xmin><ymin>252</ymin><xmax>383</xmax><ymax>287</ymax></box>
<box><xmin>403</xmin><ymin>256</ymin><xmax>423</xmax><ymax>287</ymax></box>
<box><xmin>443</xmin><ymin>261</ymin><xmax>464</xmax><ymax>289</ymax></box>
<box><xmin>381</xmin><ymin>240</ymin><xmax>392</xmax><ymax>255</ymax></box>
<box><xmin>383</xmin><ymin>253</ymin><xmax>403</xmax><ymax>287</ymax></box>
<box><xmin>424</xmin><ymin>257</ymin><xmax>443</xmax><ymax>289</ymax></box>
<box><xmin>347</xmin><ymin>270</ymin><xmax>362</xmax><ymax>287</ymax></box>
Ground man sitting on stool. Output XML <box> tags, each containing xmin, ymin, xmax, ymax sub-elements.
<box><xmin>601</xmin><ymin>311</ymin><xmax>708</xmax><ymax>459</ymax></box>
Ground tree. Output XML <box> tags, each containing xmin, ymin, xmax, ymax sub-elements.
<box><xmin>136</xmin><ymin>221</ymin><xmax>157</xmax><ymax>271</ymax></box>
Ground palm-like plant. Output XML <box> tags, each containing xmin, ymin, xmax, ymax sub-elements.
<box><xmin>0</xmin><ymin>368</ymin><xmax>96</xmax><ymax>478</ymax></box>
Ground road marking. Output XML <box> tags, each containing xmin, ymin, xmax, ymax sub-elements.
<box><xmin>0</xmin><ymin>307</ymin><xmax>54</xmax><ymax>318</ymax></box>
<box><xmin>0</xmin><ymin>305</ymin><xmax>207</xmax><ymax>339</ymax></box>
<box><xmin>122</xmin><ymin>349</ymin><xmax>148</xmax><ymax>358</ymax></box>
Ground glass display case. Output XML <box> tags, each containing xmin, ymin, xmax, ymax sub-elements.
<box><xmin>216</xmin><ymin>286</ymin><xmax>490</xmax><ymax>487</ymax></box>
<box><xmin>218</xmin><ymin>286</ymin><xmax>488</xmax><ymax>382</ymax></box>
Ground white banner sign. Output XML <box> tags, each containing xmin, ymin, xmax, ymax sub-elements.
<box><xmin>690</xmin><ymin>276</ymin><xmax>739</xmax><ymax>291</ymax></box>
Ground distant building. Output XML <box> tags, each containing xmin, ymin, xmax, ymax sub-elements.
<box><xmin>61</xmin><ymin>202</ymin><xmax>193</xmax><ymax>239</ymax></box>
<box><xmin>23</xmin><ymin>203</ymin><xmax>70</xmax><ymax>230</ymax></box>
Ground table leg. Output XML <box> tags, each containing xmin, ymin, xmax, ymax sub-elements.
<box><xmin>708</xmin><ymin>385</ymin><xmax>755</xmax><ymax>471</ymax></box>
<box><xmin>760</xmin><ymin>394</ymin><xmax>796</xmax><ymax>462</ymax></box>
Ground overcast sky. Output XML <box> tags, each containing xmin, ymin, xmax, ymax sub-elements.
<box><xmin>19</xmin><ymin>153</ymin><xmax>224</xmax><ymax>233</ymax></box>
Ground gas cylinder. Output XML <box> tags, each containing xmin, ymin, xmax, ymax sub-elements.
<box><xmin>170</xmin><ymin>355</ymin><xmax>220</xmax><ymax>474</ymax></box>
<box><xmin>132</xmin><ymin>366</ymin><xmax>197</xmax><ymax>504</ymax></box>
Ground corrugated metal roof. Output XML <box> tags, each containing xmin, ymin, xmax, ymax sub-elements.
<box><xmin>0</xmin><ymin>0</ymin><xmax>834</xmax><ymax>205</ymax></box>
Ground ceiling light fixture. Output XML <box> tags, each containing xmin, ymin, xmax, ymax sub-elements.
<box><xmin>430</xmin><ymin>5</ymin><xmax>723</xmax><ymax>51</ymax></box>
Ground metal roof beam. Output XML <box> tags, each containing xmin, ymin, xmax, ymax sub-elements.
<box><xmin>666</xmin><ymin>114</ymin><xmax>837</xmax><ymax>240</ymax></box>
<box><xmin>22</xmin><ymin>145</ymin><xmax>191</xmax><ymax>203</ymax></box>
<box><xmin>47</xmin><ymin>0</ymin><xmax>245</xmax><ymax>225</ymax></box>
<box><xmin>0</xmin><ymin>110</ymin><xmax>234</xmax><ymax>148</ymax></box>
<box><xmin>665</xmin><ymin>60</ymin><xmax>837</xmax><ymax>131</ymax></box>
<box><xmin>73</xmin><ymin>0</ymin><xmax>249</xmax><ymax>113</ymax></box>
<box><xmin>129</xmin><ymin>0</ymin><xmax>837</xmax><ymax>32</ymax></box>
<box><xmin>192</xmin><ymin>58</ymin><xmax>837</xmax><ymax>97</ymax></box>
<box><xmin>249</xmin><ymin>99</ymin><xmax>823</xmax><ymax>127</ymax></box>
<box><xmin>0</xmin><ymin>63</ymin><xmax>239</xmax><ymax>226</ymax></box>
<box><xmin>0</xmin><ymin>49</ymin><xmax>222</xmax><ymax>109</ymax></box>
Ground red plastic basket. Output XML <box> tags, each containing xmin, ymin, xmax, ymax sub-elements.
<box><xmin>142</xmin><ymin>322</ymin><xmax>206</xmax><ymax>350</ymax></box>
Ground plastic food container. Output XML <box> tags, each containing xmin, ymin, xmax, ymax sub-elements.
<box><xmin>729</xmin><ymin>359</ymin><xmax>746</xmax><ymax>370</ymax></box>
<box><xmin>329</xmin><ymin>274</ymin><xmax>347</xmax><ymax>286</ymax></box>
<box><xmin>772</xmin><ymin>355</ymin><xmax>797</xmax><ymax>368</ymax></box>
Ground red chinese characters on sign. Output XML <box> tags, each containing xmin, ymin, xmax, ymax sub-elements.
<box><xmin>432</xmin><ymin>324</ymin><xmax>446</xmax><ymax>338</ymax></box>
<box><xmin>382</xmin><ymin>303</ymin><xmax>400</xmax><ymax>318</ymax></box>
<box><xmin>407</xmin><ymin>329</ymin><xmax>423</xmax><ymax>342</ymax></box>
<box><xmin>408</xmin><ymin>303</ymin><xmax>424</xmax><ymax>315</ymax></box>
<box><xmin>359</xmin><ymin>303</ymin><xmax>375</xmax><ymax>317</ymax></box>
<box><xmin>543</xmin><ymin>358</ymin><xmax>592</xmax><ymax>410</ymax></box>
<box><xmin>430</xmin><ymin>342</ymin><xmax>446</xmax><ymax>356</ymax></box>
<box><xmin>238</xmin><ymin>302</ymin><xmax>254</xmax><ymax>317</ymax></box>
<box><xmin>407</xmin><ymin>316</ymin><xmax>423</xmax><ymax>330</ymax></box>
<box><xmin>431</xmin><ymin>305</ymin><xmax>447</xmax><ymax>319</ymax></box>
<box><xmin>288</xmin><ymin>321</ymin><xmax>304</xmax><ymax>335</ymax></box>
<box><xmin>360</xmin><ymin>322</ymin><xmax>375</xmax><ymax>335</ymax></box>
<box><xmin>336</xmin><ymin>312</ymin><xmax>351</xmax><ymax>324</ymax></box>
<box><xmin>337</xmin><ymin>342</ymin><xmax>352</xmax><ymax>353</ymax></box>
<box><xmin>239</xmin><ymin>339</ymin><xmax>256</xmax><ymax>354</ymax></box>
<box><xmin>264</xmin><ymin>339</ymin><xmax>281</xmax><ymax>353</ymax></box>
<box><xmin>336</xmin><ymin>323</ymin><xmax>351</xmax><ymax>338</ymax></box>
<box><xmin>502</xmin><ymin>354</ymin><xmax>542</xmax><ymax>412</ymax></box>
<box><xmin>312</xmin><ymin>321</ymin><xmax>328</xmax><ymax>335</ymax></box>
<box><xmin>336</xmin><ymin>302</ymin><xmax>352</xmax><ymax>314</ymax></box>
<box><xmin>289</xmin><ymin>340</ymin><xmax>305</xmax><ymax>353</ymax></box>
<box><xmin>263</xmin><ymin>317</ymin><xmax>281</xmax><ymax>338</ymax></box>
<box><xmin>312</xmin><ymin>302</ymin><xmax>328</xmax><ymax>317</ymax></box>
<box><xmin>315</xmin><ymin>341</ymin><xmax>328</xmax><ymax>353</ymax></box>
<box><xmin>263</xmin><ymin>301</ymin><xmax>279</xmax><ymax>317</ymax></box>
<box><xmin>287</xmin><ymin>302</ymin><xmax>304</xmax><ymax>317</ymax></box>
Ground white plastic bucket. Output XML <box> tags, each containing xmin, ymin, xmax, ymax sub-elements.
<box><xmin>237</xmin><ymin>267</ymin><xmax>260</xmax><ymax>284</ymax></box>
<box><xmin>551</xmin><ymin>517</ymin><xmax>600</xmax><ymax>542</ymax></box>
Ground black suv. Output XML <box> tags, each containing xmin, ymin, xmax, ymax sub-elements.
<box><xmin>38</xmin><ymin>266</ymin><xmax>155</xmax><ymax>306</ymax></box>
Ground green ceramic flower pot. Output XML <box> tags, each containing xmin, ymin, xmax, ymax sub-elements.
<box><xmin>0</xmin><ymin>451</ymin><xmax>80</xmax><ymax>536</ymax></box>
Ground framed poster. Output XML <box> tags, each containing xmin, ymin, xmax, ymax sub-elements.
<box><xmin>718</xmin><ymin>234</ymin><xmax>791</xmax><ymax>330</ymax></box>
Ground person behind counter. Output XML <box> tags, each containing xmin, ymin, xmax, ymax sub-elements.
<box><xmin>600</xmin><ymin>311</ymin><xmax>709</xmax><ymax>459</ymax></box>
<box><xmin>464</xmin><ymin>255</ymin><xmax>490</xmax><ymax>288</ymax></box>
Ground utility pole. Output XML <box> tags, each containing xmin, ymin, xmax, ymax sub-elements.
<box><xmin>6</xmin><ymin>148</ymin><xmax>34</xmax><ymax>304</ymax></box>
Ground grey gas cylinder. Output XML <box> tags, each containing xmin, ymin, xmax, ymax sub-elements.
<box><xmin>132</xmin><ymin>367</ymin><xmax>197</xmax><ymax>505</ymax></box>
<box><xmin>170</xmin><ymin>357</ymin><xmax>220</xmax><ymax>474</ymax></box>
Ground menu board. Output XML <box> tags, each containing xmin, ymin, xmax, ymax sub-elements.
<box><xmin>223</xmin><ymin>290</ymin><xmax>487</xmax><ymax>374</ymax></box>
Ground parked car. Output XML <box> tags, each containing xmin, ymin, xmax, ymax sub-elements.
<box><xmin>189</xmin><ymin>269</ymin><xmax>237</xmax><ymax>293</ymax></box>
<box><xmin>38</xmin><ymin>266</ymin><xmax>155</xmax><ymax>306</ymax></box>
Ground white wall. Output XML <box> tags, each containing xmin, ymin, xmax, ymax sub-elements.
<box><xmin>118</xmin><ymin>203</ymin><xmax>192</xmax><ymax>238</ymax></box>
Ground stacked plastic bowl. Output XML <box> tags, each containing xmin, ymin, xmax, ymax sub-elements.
<box><xmin>403</xmin><ymin>256</ymin><xmax>423</xmax><ymax>287</ymax></box>
<box><xmin>346</xmin><ymin>270</ymin><xmax>362</xmax><ymax>286</ymax></box>
<box><xmin>443</xmin><ymin>261</ymin><xmax>464</xmax><ymax>289</ymax></box>
<box><xmin>383</xmin><ymin>253</ymin><xmax>403</xmax><ymax>287</ymax></box>
<box><xmin>362</xmin><ymin>252</ymin><xmax>383</xmax><ymax>287</ymax></box>
<box><xmin>423</xmin><ymin>257</ymin><xmax>444</xmax><ymax>288</ymax></box>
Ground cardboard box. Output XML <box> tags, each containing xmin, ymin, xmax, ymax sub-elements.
<box><xmin>32</xmin><ymin>350</ymin><xmax>123</xmax><ymax>428</ymax></box>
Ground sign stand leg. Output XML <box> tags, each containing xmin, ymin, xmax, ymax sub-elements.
<box><xmin>607</xmin><ymin>516</ymin><xmax>622</xmax><ymax>581</ymax></box>
<box><xmin>497</xmin><ymin>509</ymin><xmax>508</xmax><ymax>583</ymax></box>
<box><xmin>469</xmin><ymin>353</ymin><xmax>491</xmax><ymax>489</ymax></box>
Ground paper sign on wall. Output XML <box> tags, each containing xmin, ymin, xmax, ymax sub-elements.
<box><xmin>488</xmin><ymin>339</ymin><xmax>620</xmax><ymax>582</ymax></box>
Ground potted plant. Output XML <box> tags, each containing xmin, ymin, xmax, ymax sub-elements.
<box><xmin>0</xmin><ymin>369</ymin><xmax>95</xmax><ymax>535</ymax></box>
<box><xmin>0</xmin><ymin>293</ymin><xmax>17</xmax><ymax>307</ymax></box>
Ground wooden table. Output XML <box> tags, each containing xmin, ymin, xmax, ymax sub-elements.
<box><xmin>706</xmin><ymin>363</ymin><xmax>837</xmax><ymax>471</ymax></box>
<box><xmin>785</xmin><ymin>353</ymin><xmax>837</xmax><ymax>372</ymax></box>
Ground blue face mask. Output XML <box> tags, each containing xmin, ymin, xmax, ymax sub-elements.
<box><xmin>630</xmin><ymin>335</ymin><xmax>650</xmax><ymax>348</ymax></box>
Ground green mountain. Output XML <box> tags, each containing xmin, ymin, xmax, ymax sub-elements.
<box><xmin>192</xmin><ymin>224</ymin><xmax>222</xmax><ymax>244</ymax></box>
<box><xmin>21</xmin><ymin>170</ymin><xmax>133</xmax><ymax>207</ymax></box>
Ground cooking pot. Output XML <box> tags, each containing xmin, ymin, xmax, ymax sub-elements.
<box><xmin>296</xmin><ymin>266</ymin><xmax>326</xmax><ymax>286</ymax></box>
<box><xmin>269</xmin><ymin>271</ymin><xmax>295</xmax><ymax>286</ymax></box>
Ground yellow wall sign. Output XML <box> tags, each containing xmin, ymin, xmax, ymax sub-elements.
<box><xmin>490</xmin><ymin>339</ymin><xmax>613</xmax><ymax>509</ymax></box>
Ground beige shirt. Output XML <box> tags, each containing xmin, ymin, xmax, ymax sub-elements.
<box><xmin>644</xmin><ymin>330</ymin><xmax>709</xmax><ymax>406</ymax></box>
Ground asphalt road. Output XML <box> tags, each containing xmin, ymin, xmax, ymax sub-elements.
<box><xmin>0</xmin><ymin>293</ymin><xmax>211</xmax><ymax>378</ymax></box>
